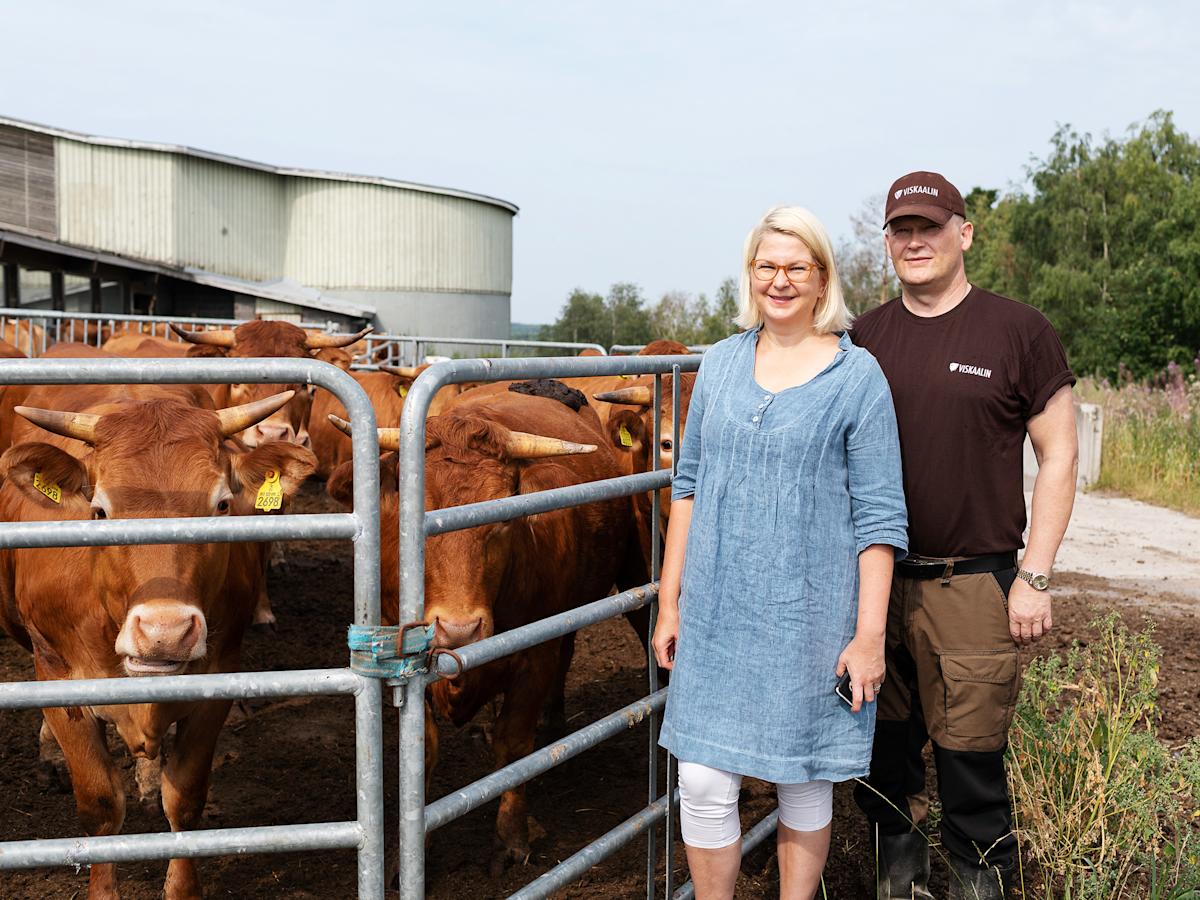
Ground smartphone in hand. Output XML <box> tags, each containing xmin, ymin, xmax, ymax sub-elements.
<box><xmin>834</xmin><ymin>671</ymin><xmax>854</xmax><ymax>707</ymax></box>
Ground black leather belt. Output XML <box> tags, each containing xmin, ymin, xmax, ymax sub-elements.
<box><xmin>896</xmin><ymin>551</ymin><xmax>1017</xmax><ymax>581</ymax></box>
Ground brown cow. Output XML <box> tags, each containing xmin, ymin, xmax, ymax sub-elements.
<box><xmin>170</xmin><ymin>320</ymin><xmax>369</xmax><ymax>449</ymax></box>
<box><xmin>309</xmin><ymin>369</ymin><xmax>412</xmax><ymax>480</ymax></box>
<box><xmin>326</xmin><ymin>385</ymin><xmax>645</xmax><ymax>872</ymax></box>
<box><xmin>376</xmin><ymin>364</ymin><xmax>483</xmax><ymax>417</ymax></box>
<box><xmin>0</xmin><ymin>385</ymin><xmax>314</xmax><ymax>900</ymax></box>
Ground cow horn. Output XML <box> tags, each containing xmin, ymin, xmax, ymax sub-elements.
<box><xmin>305</xmin><ymin>326</ymin><xmax>373</xmax><ymax>350</ymax></box>
<box><xmin>593</xmin><ymin>386</ymin><xmax>653</xmax><ymax>407</ymax></box>
<box><xmin>380</xmin><ymin>365</ymin><xmax>421</xmax><ymax>378</ymax></box>
<box><xmin>169</xmin><ymin>323</ymin><xmax>237</xmax><ymax>347</ymax></box>
<box><xmin>215</xmin><ymin>390</ymin><xmax>296</xmax><ymax>437</ymax></box>
<box><xmin>504</xmin><ymin>431</ymin><xmax>596</xmax><ymax>459</ymax></box>
<box><xmin>14</xmin><ymin>407</ymin><xmax>100</xmax><ymax>444</ymax></box>
<box><xmin>328</xmin><ymin>415</ymin><xmax>399</xmax><ymax>452</ymax></box>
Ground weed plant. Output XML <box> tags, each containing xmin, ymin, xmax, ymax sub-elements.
<box><xmin>1086</xmin><ymin>362</ymin><xmax>1200</xmax><ymax>514</ymax></box>
<box><xmin>1008</xmin><ymin>614</ymin><xmax>1200</xmax><ymax>898</ymax></box>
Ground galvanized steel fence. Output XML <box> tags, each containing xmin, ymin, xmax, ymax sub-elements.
<box><xmin>0</xmin><ymin>350</ymin><xmax>781</xmax><ymax>898</ymax></box>
<box><xmin>0</xmin><ymin>357</ymin><xmax>388</xmax><ymax>898</ymax></box>
<box><xmin>0</xmin><ymin>308</ymin><xmax>607</xmax><ymax>367</ymax></box>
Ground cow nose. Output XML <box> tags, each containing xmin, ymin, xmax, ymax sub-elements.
<box><xmin>127</xmin><ymin>606</ymin><xmax>207</xmax><ymax>660</ymax></box>
<box><xmin>433</xmin><ymin>616</ymin><xmax>482</xmax><ymax>649</ymax></box>
<box><xmin>250</xmin><ymin>421</ymin><xmax>297</xmax><ymax>446</ymax></box>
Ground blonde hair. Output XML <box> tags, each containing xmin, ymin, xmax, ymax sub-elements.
<box><xmin>734</xmin><ymin>206</ymin><xmax>851</xmax><ymax>333</ymax></box>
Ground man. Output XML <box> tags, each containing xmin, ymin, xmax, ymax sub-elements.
<box><xmin>850</xmin><ymin>171</ymin><xmax>1078</xmax><ymax>899</ymax></box>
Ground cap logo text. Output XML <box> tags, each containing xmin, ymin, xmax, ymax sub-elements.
<box><xmin>899</xmin><ymin>185</ymin><xmax>939</xmax><ymax>198</ymax></box>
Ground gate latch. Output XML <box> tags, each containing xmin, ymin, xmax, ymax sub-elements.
<box><xmin>347</xmin><ymin>622</ymin><xmax>434</xmax><ymax>681</ymax></box>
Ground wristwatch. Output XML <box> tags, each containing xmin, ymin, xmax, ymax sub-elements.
<box><xmin>1016</xmin><ymin>568</ymin><xmax>1050</xmax><ymax>591</ymax></box>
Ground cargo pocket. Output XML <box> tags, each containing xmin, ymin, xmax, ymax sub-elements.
<box><xmin>940</xmin><ymin>650</ymin><xmax>1019</xmax><ymax>742</ymax></box>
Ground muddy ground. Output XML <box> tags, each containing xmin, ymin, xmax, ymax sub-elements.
<box><xmin>2</xmin><ymin>484</ymin><xmax>1198</xmax><ymax>899</ymax></box>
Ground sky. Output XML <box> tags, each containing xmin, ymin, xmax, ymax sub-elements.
<box><xmin>3</xmin><ymin>2</ymin><xmax>1197</xmax><ymax>324</ymax></box>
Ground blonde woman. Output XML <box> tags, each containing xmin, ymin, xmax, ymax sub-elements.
<box><xmin>654</xmin><ymin>206</ymin><xmax>908</xmax><ymax>899</ymax></box>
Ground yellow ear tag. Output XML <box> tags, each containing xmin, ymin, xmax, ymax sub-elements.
<box><xmin>619</xmin><ymin>373</ymin><xmax>633</xmax><ymax>380</ymax></box>
<box><xmin>33</xmin><ymin>471</ymin><xmax>62</xmax><ymax>504</ymax></box>
<box><xmin>399</xmin><ymin>386</ymin><xmax>409</xmax><ymax>398</ymax></box>
<box><xmin>255</xmin><ymin>471</ymin><xmax>283</xmax><ymax>511</ymax></box>
<box><xmin>618</xmin><ymin>424</ymin><xmax>633</xmax><ymax>447</ymax></box>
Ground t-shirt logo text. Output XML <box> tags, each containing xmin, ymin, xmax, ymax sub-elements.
<box><xmin>949</xmin><ymin>362</ymin><xmax>992</xmax><ymax>379</ymax></box>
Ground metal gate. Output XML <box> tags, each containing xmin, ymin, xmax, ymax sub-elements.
<box><xmin>0</xmin><ymin>356</ymin><xmax>389</xmax><ymax>898</ymax></box>
<box><xmin>392</xmin><ymin>354</ymin><xmax>779</xmax><ymax>899</ymax></box>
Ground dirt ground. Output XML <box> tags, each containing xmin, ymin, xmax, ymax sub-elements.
<box><xmin>2</xmin><ymin>484</ymin><xmax>1198</xmax><ymax>899</ymax></box>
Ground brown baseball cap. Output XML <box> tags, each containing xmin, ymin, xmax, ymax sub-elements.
<box><xmin>883</xmin><ymin>171</ymin><xmax>965</xmax><ymax>228</ymax></box>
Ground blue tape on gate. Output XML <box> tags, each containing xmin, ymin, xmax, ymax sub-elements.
<box><xmin>347</xmin><ymin>623</ymin><xmax>435</xmax><ymax>680</ymax></box>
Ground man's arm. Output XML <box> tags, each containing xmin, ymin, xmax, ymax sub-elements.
<box><xmin>1010</xmin><ymin>385</ymin><xmax>1078</xmax><ymax>643</ymax></box>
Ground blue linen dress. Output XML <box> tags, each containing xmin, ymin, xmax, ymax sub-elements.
<box><xmin>658</xmin><ymin>328</ymin><xmax>908</xmax><ymax>784</ymax></box>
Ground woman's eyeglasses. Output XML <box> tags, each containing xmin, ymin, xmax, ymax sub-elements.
<box><xmin>749</xmin><ymin>259</ymin><xmax>824</xmax><ymax>286</ymax></box>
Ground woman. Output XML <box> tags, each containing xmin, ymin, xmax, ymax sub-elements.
<box><xmin>654</xmin><ymin>206</ymin><xmax>908</xmax><ymax>899</ymax></box>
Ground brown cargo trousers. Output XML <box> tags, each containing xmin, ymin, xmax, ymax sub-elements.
<box><xmin>854</xmin><ymin>566</ymin><xmax>1021</xmax><ymax>869</ymax></box>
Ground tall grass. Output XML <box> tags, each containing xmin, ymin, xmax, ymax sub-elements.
<box><xmin>1008</xmin><ymin>614</ymin><xmax>1200</xmax><ymax>899</ymax></box>
<box><xmin>1084</xmin><ymin>363</ymin><xmax>1200</xmax><ymax>514</ymax></box>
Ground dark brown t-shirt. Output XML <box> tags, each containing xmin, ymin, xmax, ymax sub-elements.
<box><xmin>849</xmin><ymin>287</ymin><xmax>1075</xmax><ymax>557</ymax></box>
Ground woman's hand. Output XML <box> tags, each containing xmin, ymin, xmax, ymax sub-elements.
<box><xmin>835</xmin><ymin>633</ymin><xmax>885</xmax><ymax>713</ymax></box>
<box><xmin>652</xmin><ymin>606</ymin><xmax>679</xmax><ymax>670</ymax></box>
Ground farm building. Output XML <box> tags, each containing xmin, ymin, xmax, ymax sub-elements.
<box><xmin>0</xmin><ymin>116</ymin><xmax>517</xmax><ymax>336</ymax></box>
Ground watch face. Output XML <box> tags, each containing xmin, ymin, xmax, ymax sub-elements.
<box><xmin>1031</xmin><ymin>574</ymin><xmax>1050</xmax><ymax>591</ymax></box>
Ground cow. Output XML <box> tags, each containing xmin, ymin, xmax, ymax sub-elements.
<box><xmin>170</xmin><ymin>320</ymin><xmax>370</xmax><ymax>449</ymax></box>
<box><xmin>0</xmin><ymin>338</ymin><xmax>27</xmax><ymax>359</ymax></box>
<box><xmin>0</xmin><ymin>319</ymin><xmax>47</xmax><ymax>356</ymax></box>
<box><xmin>326</xmin><ymin>383</ymin><xmax>645</xmax><ymax>873</ymax></box>
<box><xmin>309</xmin><ymin>368</ymin><xmax>412</xmax><ymax>480</ymax></box>
<box><xmin>0</xmin><ymin>383</ymin><xmax>315</xmax><ymax>900</ymax></box>
<box><xmin>375</xmin><ymin>364</ymin><xmax>483</xmax><ymax>417</ymax></box>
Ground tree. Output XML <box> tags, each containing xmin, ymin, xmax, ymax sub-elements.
<box><xmin>538</xmin><ymin>288</ymin><xmax>607</xmax><ymax>345</ymax></box>
<box><xmin>837</xmin><ymin>194</ymin><xmax>898</xmax><ymax>315</ymax></box>
<box><xmin>697</xmin><ymin>277</ymin><xmax>739</xmax><ymax>344</ymax></box>
<box><xmin>968</xmin><ymin>110</ymin><xmax>1200</xmax><ymax>379</ymax></box>
<box><xmin>604</xmin><ymin>282</ymin><xmax>653</xmax><ymax>347</ymax></box>
<box><xmin>650</xmin><ymin>290</ymin><xmax>701</xmax><ymax>345</ymax></box>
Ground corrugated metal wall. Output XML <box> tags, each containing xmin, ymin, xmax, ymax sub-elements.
<box><xmin>50</xmin><ymin>134</ymin><xmax>512</xmax><ymax>298</ymax></box>
<box><xmin>284</xmin><ymin>178</ymin><xmax>512</xmax><ymax>292</ymax></box>
<box><xmin>175</xmin><ymin>157</ymin><xmax>287</xmax><ymax>281</ymax></box>
<box><xmin>57</xmin><ymin>140</ymin><xmax>176</xmax><ymax>262</ymax></box>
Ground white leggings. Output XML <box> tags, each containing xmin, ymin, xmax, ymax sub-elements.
<box><xmin>677</xmin><ymin>761</ymin><xmax>833</xmax><ymax>849</ymax></box>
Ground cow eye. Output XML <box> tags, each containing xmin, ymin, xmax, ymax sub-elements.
<box><xmin>661</xmin><ymin>439</ymin><xmax>673</xmax><ymax>452</ymax></box>
<box><xmin>91</xmin><ymin>507</ymin><xmax>107</xmax><ymax>520</ymax></box>
<box><xmin>216</xmin><ymin>498</ymin><xmax>231</xmax><ymax>514</ymax></box>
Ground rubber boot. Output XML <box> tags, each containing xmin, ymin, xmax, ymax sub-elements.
<box><xmin>946</xmin><ymin>855</ymin><xmax>1013</xmax><ymax>900</ymax></box>
<box><xmin>876</xmin><ymin>831</ymin><xmax>934</xmax><ymax>900</ymax></box>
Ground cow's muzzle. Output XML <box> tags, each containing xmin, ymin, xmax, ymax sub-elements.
<box><xmin>115</xmin><ymin>602</ymin><xmax>208</xmax><ymax>677</ymax></box>
<box><xmin>432</xmin><ymin>616</ymin><xmax>484</xmax><ymax>650</ymax></box>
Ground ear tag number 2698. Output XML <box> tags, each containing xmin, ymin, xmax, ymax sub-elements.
<box><xmin>33</xmin><ymin>471</ymin><xmax>61</xmax><ymax>504</ymax></box>
<box><xmin>255</xmin><ymin>471</ymin><xmax>283</xmax><ymax>511</ymax></box>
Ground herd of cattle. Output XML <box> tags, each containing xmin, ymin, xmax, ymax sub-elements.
<box><xmin>0</xmin><ymin>319</ymin><xmax>695</xmax><ymax>899</ymax></box>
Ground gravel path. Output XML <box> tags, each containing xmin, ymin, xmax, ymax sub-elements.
<box><xmin>1031</xmin><ymin>488</ymin><xmax>1200</xmax><ymax>608</ymax></box>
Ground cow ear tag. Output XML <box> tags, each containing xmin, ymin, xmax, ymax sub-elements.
<box><xmin>255</xmin><ymin>470</ymin><xmax>283</xmax><ymax>511</ymax></box>
<box><xmin>618</xmin><ymin>424</ymin><xmax>633</xmax><ymax>447</ymax></box>
<box><xmin>399</xmin><ymin>386</ymin><xmax>409</xmax><ymax>398</ymax></box>
<box><xmin>33</xmin><ymin>471</ymin><xmax>62</xmax><ymax>504</ymax></box>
